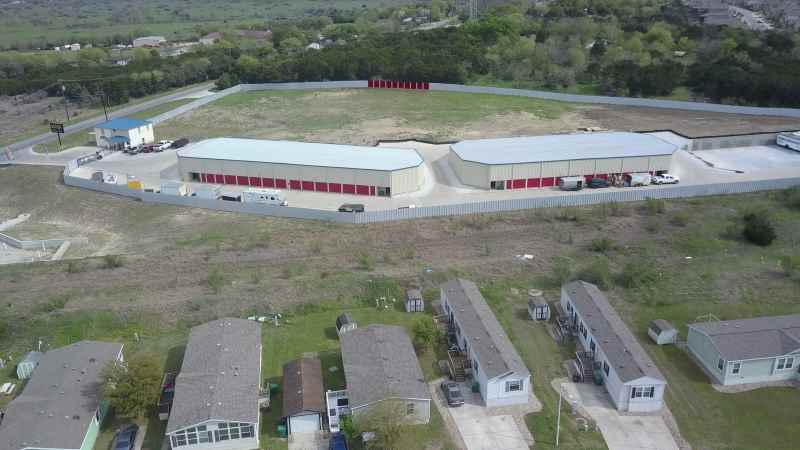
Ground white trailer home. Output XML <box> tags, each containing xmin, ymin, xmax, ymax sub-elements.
<box><xmin>441</xmin><ymin>279</ymin><xmax>531</xmax><ymax>407</ymax></box>
<box><xmin>687</xmin><ymin>314</ymin><xmax>800</xmax><ymax>386</ymax></box>
<box><xmin>561</xmin><ymin>281</ymin><xmax>667</xmax><ymax>413</ymax></box>
<box><xmin>777</xmin><ymin>131</ymin><xmax>800</xmax><ymax>151</ymax></box>
<box><xmin>242</xmin><ymin>188</ymin><xmax>287</xmax><ymax>206</ymax></box>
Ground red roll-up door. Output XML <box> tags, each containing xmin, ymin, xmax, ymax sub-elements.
<box><xmin>275</xmin><ymin>179</ymin><xmax>286</xmax><ymax>188</ymax></box>
<box><xmin>214</xmin><ymin>174</ymin><xmax>223</xmax><ymax>184</ymax></box>
<box><xmin>315</xmin><ymin>182</ymin><xmax>328</xmax><ymax>192</ymax></box>
<box><xmin>329</xmin><ymin>183</ymin><xmax>342</xmax><ymax>193</ymax></box>
<box><xmin>527</xmin><ymin>178</ymin><xmax>541</xmax><ymax>188</ymax></box>
<box><xmin>342</xmin><ymin>184</ymin><xmax>355</xmax><ymax>194</ymax></box>
<box><xmin>541</xmin><ymin>177</ymin><xmax>555</xmax><ymax>187</ymax></box>
<box><xmin>392</xmin><ymin>80</ymin><xmax>399</xmax><ymax>89</ymax></box>
<box><xmin>368</xmin><ymin>80</ymin><xmax>374</xmax><ymax>88</ymax></box>
<box><xmin>382</xmin><ymin>80</ymin><xmax>388</xmax><ymax>88</ymax></box>
<box><xmin>356</xmin><ymin>185</ymin><xmax>370</xmax><ymax>195</ymax></box>
<box><xmin>585</xmin><ymin>175</ymin><xmax>593</xmax><ymax>183</ymax></box>
<box><xmin>263</xmin><ymin>178</ymin><xmax>274</xmax><ymax>188</ymax></box>
<box><xmin>249</xmin><ymin>177</ymin><xmax>262</xmax><ymax>187</ymax></box>
<box><xmin>424</xmin><ymin>82</ymin><xmax>430</xmax><ymax>90</ymax></box>
<box><xmin>302</xmin><ymin>181</ymin><xmax>314</xmax><ymax>191</ymax></box>
<box><xmin>289</xmin><ymin>180</ymin><xmax>301</xmax><ymax>190</ymax></box>
<box><xmin>224</xmin><ymin>175</ymin><xmax>236</xmax><ymax>184</ymax></box>
<box><xmin>369</xmin><ymin>186</ymin><xmax>376</xmax><ymax>196</ymax></box>
<box><xmin>506</xmin><ymin>180</ymin><xmax>512</xmax><ymax>189</ymax></box>
<box><xmin>513</xmin><ymin>179</ymin><xmax>526</xmax><ymax>189</ymax></box>
<box><xmin>237</xmin><ymin>176</ymin><xmax>249</xmax><ymax>186</ymax></box>
<box><xmin>404</xmin><ymin>81</ymin><xmax>410</xmax><ymax>89</ymax></box>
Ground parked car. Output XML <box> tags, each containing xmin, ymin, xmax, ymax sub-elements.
<box><xmin>329</xmin><ymin>432</ymin><xmax>348</xmax><ymax>450</ymax></box>
<box><xmin>338</xmin><ymin>204</ymin><xmax>365</xmax><ymax>213</ymax></box>
<box><xmin>440</xmin><ymin>381</ymin><xmax>465</xmax><ymax>407</ymax></box>
<box><xmin>171</xmin><ymin>137</ymin><xmax>189</xmax><ymax>149</ymax></box>
<box><xmin>588</xmin><ymin>178</ymin><xmax>609</xmax><ymax>189</ymax></box>
<box><xmin>112</xmin><ymin>425</ymin><xmax>138</xmax><ymax>450</ymax></box>
<box><xmin>124</xmin><ymin>146</ymin><xmax>140</xmax><ymax>155</ymax></box>
<box><xmin>651</xmin><ymin>174</ymin><xmax>680</xmax><ymax>184</ymax></box>
<box><xmin>141</xmin><ymin>144</ymin><xmax>155</xmax><ymax>153</ymax></box>
<box><xmin>154</xmin><ymin>140</ymin><xmax>173</xmax><ymax>152</ymax></box>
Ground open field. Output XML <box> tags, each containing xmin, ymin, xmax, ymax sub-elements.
<box><xmin>155</xmin><ymin>89</ymin><xmax>800</xmax><ymax>147</ymax></box>
<box><xmin>2</xmin><ymin>164</ymin><xmax>800</xmax><ymax>449</ymax></box>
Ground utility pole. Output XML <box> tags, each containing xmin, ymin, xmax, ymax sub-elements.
<box><xmin>61</xmin><ymin>84</ymin><xmax>70</xmax><ymax>121</ymax></box>
<box><xmin>101</xmin><ymin>91</ymin><xmax>109</xmax><ymax>121</ymax></box>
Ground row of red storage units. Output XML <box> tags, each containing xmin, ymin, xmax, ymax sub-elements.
<box><xmin>197</xmin><ymin>173</ymin><xmax>382</xmax><ymax>196</ymax></box>
<box><xmin>498</xmin><ymin>173</ymin><xmax>653</xmax><ymax>189</ymax></box>
<box><xmin>368</xmin><ymin>80</ymin><xmax>430</xmax><ymax>90</ymax></box>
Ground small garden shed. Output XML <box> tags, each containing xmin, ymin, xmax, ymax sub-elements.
<box><xmin>527</xmin><ymin>289</ymin><xmax>550</xmax><ymax>321</ymax></box>
<box><xmin>336</xmin><ymin>313</ymin><xmax>357</xmax><ymax>336</ymax></box>
<box><xmin>405</xmin><ymin>289</ymin><xmax>425</xmax><ymax>313</ymax></box>
<box><xmin>648</xmin><ymin>319</ymin><xmax>678</xmax><ymax>345</ymax></box>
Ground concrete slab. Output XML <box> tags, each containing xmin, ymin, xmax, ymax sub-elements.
<box><xmin>692</xmin><ymin>145</ymin><xmax>800</xmax><ymax>172</ymax></box>
<box><xmin>551</xmin><ymin>379</ymin><xmax>679</xmax><ymax>450</ymax></box>
<box><xmin>288</xmin><ymin>431</ymin><xmax>328</xmax><ymax>450</ymax></box>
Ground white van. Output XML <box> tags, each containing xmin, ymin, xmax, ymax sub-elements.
<box><xmin>242</xmin><ymin>188</ymin><xmax>288</xmax><ymax>206</ymax></box>
<box><xmin>627</xmin><ymin>173</ymin><xmax>652</xmax><ymax>187</ymax></box>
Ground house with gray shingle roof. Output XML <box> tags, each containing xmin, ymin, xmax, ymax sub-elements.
<box><xmin>339</xmin><ymin>324</ymin><xmax>431</xmax><ymax>424</ymax></box>
<box><xmin>561</xmin><ymin>281</ymin><xmax>666</xmax><ymax>412</ymax></box>
<box><xmin>165</xmin><ymin>318</ymin><xmax>262</xmax><ymax>450</ymax></box>
<box><xmin>687</xmin><ymin>314</ymin><xmax>800</xmax><ymax>386</ymax></box>
<box><xmin>440</xmin><ymin>279</ymin><xmax>532</xmax><ymax>407</ymax></box>
<box><xmin>0</xmin><ymin>341</ymin><xmax>124</xmax><ymax>450</ymax></box>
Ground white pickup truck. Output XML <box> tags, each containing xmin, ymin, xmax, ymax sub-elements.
<box><xmin>651</xmin><ymin>174</ymin><xmax>680</xmax><ymax>184</ymax></box>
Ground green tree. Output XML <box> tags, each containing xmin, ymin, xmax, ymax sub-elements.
<box><xmin>103</xmin><ymin>353</ymin><xmax>163</xmax><ymax>420</ymax></box>
<box><xmin>742</xmin><ymin>213</ymin><xmax>776</xmax><ymax>246</ymax></box>
<box><xmin>411</xmin><ymin>317</ymin><xmax>438</xmax><ymax>351</ymax></box>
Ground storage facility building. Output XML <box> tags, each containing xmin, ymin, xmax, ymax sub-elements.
<box><xmin>177</xmin><ymin>138</ymin><xmax>425</xmax><ymax>197</ymax></box>
<box><xmin>448</xmin><ymin>132</ymin><xmax>676</xmax><ymax>190</ymax></box>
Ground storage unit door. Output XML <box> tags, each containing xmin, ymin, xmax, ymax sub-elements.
<box><xmin>290</xmin><ymin>414</ymin><xmax>320</xmax><ymax>433</ymax></box>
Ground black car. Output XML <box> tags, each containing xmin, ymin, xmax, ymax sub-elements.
<box><xmin>338</xmin><ymin>203</ymin><xmax>365</xmax><ymax>213</ymax></box>
<box><xmin>329</xmin><ymin>432</ymin><xmax>348</xmax><ymax>450</ymax></box>
<box><xmin>440</xmin><ymin>381</ymin><xmax>465</xmax><ymax>407</ymax></box>
<box><xmin>172</xmin><ymin>137</ymin><xmax>190</xmax><ymax>149</ymax></box>
<box><xmin>112</xmin><ymin>425</ymin><xmax>138</xmax><ymax>450</ymax></box>
<box><xmin>588</xmin><ymin>178</ymin><xmax>609</xmax><ymax>189</ymax></box>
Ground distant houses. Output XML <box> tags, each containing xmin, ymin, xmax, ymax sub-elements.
<box><xmin>133</xmin><ymin>36</ymin><xmax>166</xmax><ymax>48</ymax></box>
<box><xmin>339</xmin><ymin>324</ymin><xmax>431</xmax><ymax>424</ymax></box>
<box><xmin>440</xmin><ymin>279</ymin><xmax>532</xmax><ymax>407</ymax></box>
<box><xmin>0</xmin><ymin>341</ymin><xmax>124</xmax><ymax>450</ymax></box>
<box><xmin>165</xmin><ymin>318</ymin><xmax>262</xmax><ymax>450</ymax></box>
<box><xmin>687</xmin><ymin>314</ymin><xmax>800</xmax><ymax>386</ymax></box>
<box><xmin>561</xmin><ymin>281</ymin><xmax>667</xmax><ymax>412</ymax></box>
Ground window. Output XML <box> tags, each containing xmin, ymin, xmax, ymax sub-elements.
<box><xmin>589</xmin><ymin>339</ymin><xmax>596</xmax><ymax>352</ymax></box>
<box><xmin>718</xmin><ymin>358</ymin><xmax>724</xmax><ymax>371</ymax></box>
<box><xmin>473</xmin><ymin>359</ymin><xmax>479</xmax><ymax>375</ymax></box>
<box><xmin>190</xmin><ymin>172</ymin><xmax>200</xmax><ymax>181</ymax></box>
<box><xmin>406</xmin><ymin>403</ymin><xmax>415</xmax><ymax>414</ymax></box>
<box><xmin>777</xmin><ymin>357</ymin><xmax>794</xmax><ymax>370</ymax></box>
<box><xmin>241</xmin><ymin>424</ymin><xmax>254</xmax><ymax>438</ymax></box>
<box><xmin>377</xmin><ymin>186</ymin><xmax>390</xmax><ymax>197</ymax></box>
<box><xmin>731</xmin><ymin>362</ymin><xmax>741</xmax><ymax>375</ymax></box>
<box><xmin>631</xmin><ymin>386</ymin><xmax>656</xmax><ymax>399</ymax></box>
<box><xmin>603</xmin><ymin>361</ymin><xmax>610</xmax><ymax>376</ymax></box>
<box><xmin>171</xmin><ymin>426</ymin><xmax>211</xmax><ymax>447</ymax></box>
<box><xmin>490</xmin><ymin>180</ymin><xmax>505</xmax><ymax>190</ymax></box>
<box><xmin>505</xmin><ymin>380</ymin><xmax>523</xmax><ymax>392</ymax></box>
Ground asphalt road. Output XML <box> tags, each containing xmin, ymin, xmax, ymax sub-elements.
<box><xmin>4</xmin><ymin>82</ymin><xmax>214</xmax><ymax>155</ymax></box>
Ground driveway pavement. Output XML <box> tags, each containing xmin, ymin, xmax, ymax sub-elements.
<box><xmin>288</xmin><ymin>431</ymin><xmax>328</xmax><ymax>450</ymax></box>
<box><xmin>552</xmin><ymin>378</ymin><xmax>679</xmax><ymax>450</ymax></box>
<box><xmin>430</xmin><ymin>378</ymin><xmax>538</xmax><ymax>450</ymax></box>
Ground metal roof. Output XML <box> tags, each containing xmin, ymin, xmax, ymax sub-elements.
<box><xmin>450</xmin><ymin>132</ymin><xmax>677</xmax><ymax>165</ymax></box>
<box><xmin>688</xmin><ymin>314</ymin><xmax>800</xmax><ymax>361</ymax></box>
<box><xmin>442</xmin><ymin>279</ymin><xmax>530</xmax><ymax>380</ymax></box>
<box><xmin>166</xmin><ymin>318</ymin><xmax>262</xmax><ymax>433</ymax></box>
<box><xmin>564</xmin><ymin>281</ymin><xmax>665</xmax><ymax>383</ymax></box>
<box><xmin>649</xmin><ymin>319</ymin><xmax>675</xmax><ymax>334</ymax></box>
<box><xmin>95</xmin><ymin>117</ymin><xmax>151</xmax><ymax>131</ymax></box>
<box><xmin>339</xmin><ymin>325</ymin><xmax>430</xmax><ymax>409</ymax></box>
<box><xmin>177</xmin><ymin>138</ymin><xmax>423</xmax><ymax>171</ymax></box>
<box><xmin>282</xmin><ymin>357</ymin><xmax>324</xmax><ymax>418</ymax></box>
<box><xmin>0</xmin><ymin>341</ymin><xmax>123</xmax><ymax>450</ymax></box>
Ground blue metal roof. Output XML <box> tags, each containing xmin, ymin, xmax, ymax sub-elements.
<box><xmin>95</xmin><ymin>117</ymin><xmax>151</xmax><ymax>131</ymax></box>
<box><xmin>109</xmin><ymin>136</ymin><xmax>130</xmax><ymax>143</ymax></box>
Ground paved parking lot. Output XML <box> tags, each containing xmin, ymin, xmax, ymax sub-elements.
<box><xmin>552</xmin><ymin>379</ymin><xmax>679</xmax><ymax>450</ymax></box>
<box><xmin>691</xmin><ymin>145</ymin><xmax>800</xmax><ymax>172</ymax></box>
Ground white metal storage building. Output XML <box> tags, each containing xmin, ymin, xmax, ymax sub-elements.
<box><xmin>177</xmin><ymin>138</ymin><xmax>425</xmax><ymax>197</ymax></box>
<box><xmin>449</xmin><ymin>132</ymin><xmax>676</xmax><ymax>190</ymax></box>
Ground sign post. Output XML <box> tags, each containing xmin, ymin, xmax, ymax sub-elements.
<box><xmin>49</xmin><ymin>122</ymin><xmax>65</xmax><ymax>152</ymax></box>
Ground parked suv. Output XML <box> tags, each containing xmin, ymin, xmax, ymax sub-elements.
<box><xmin>651</xmin><ymin>174</ymin><xmax>680</xmax><ymax>184</ymax></box>
<box><xmin>329</xmin><ymin>432</ymin><xmax>348</xmax><ymax>450</ymax></box>
<box><xmin>338</xmin><ymin>204</ymin><xmax>365</xmax><ymax>213</ymax></box>
<box><xmin>440</xmin><ymin>381</ymin><xmax>465</xmax><ymax>407</ymax></box>
<box><xmin>112</xmin><ymin>425</ymin><xmax>138</xmax><ymax>450</ymax></box>
<box><xmin>588</xmin><ymin>178</ymin><xmax>609</xmax><ymax>189</ymax></box>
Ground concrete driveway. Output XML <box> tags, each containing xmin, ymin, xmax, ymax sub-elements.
<box><xmin>552</xmin><ymin>379</ymin><xmax>679</xmax><ymax>450</ymax></box>
<box><xmin>430</xmin><ymin>379</ymin><xmax>537</xmax><ymax>450</ymax></box>
<box><xmin>288</xmin><ymin>431</ymin><xmax>328</xmax><ymax>450</ymax></box>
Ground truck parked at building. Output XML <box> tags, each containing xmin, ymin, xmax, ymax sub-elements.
<box><xmin>777</xmin><ymin>131</ymin><xmax>800</xmax><ymax>151</ymax></box>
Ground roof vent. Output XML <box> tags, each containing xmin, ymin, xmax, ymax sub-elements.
<box><xmin>217</xmin><ymin>402</ymin><xmax>223</xmax><ymax>406</ymax></box>
<box><xmin>72</xmin><ymin>415</ymin><xmax>80</xmax><ymax>420</ymax></box>
<box><xmin>47</xmin><ymin>413</ymin><xmax>54</xmax><ymax>418</ymax></box>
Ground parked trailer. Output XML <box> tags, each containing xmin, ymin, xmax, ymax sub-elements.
<box><xmin>242</xmin><ymin>188</ymin><xmax>288</xmax><ymax>206</ymax></box>
<box><xmin>192</xmin><ymin>185</ymin><xmax>221</xmax><ymax>200</ymax></box>
<box><xmin>161</xmin><ymin>181</ymin><xmax>188</xmax><ymax>196</ymax></box>
<box><xmin>777</xmin><ymin>131</ymin><xmax>800</xmax><ymax>151</ymax></box>
<box><xmin>558</xmin><ymin>176</ymin><xmax>584</xmax><ymax>191</ymax></box>
<box><xmin>626</xmin><ymin>173</ymin><xmax>652</xmax><ymax>187</ymax></box>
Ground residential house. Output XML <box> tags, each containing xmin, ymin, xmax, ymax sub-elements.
<box><xmin>561</xmin><ymin>281</ymin><xmax>667</xmax><ymax>412</ymax></box>
<box><xmin>282</xmin><ymin>357</ymin><xmax>324</xmax><ymax>434</ymax></box>
<box><xmin>165</xmin><ymin>318</ymin><xmax>262</xmax><ymax>450</ymax></box>
<box><xmin>0</xmin><ymin>341</ymin><xmax>124</xmax><ymax>450</ymax></box>
<box><xmin>236</xmin><ymin>30</ymin><xmax>272</xmax><ymax>41</ymax></box>
<box><xmin>200</xmin><ymin>32</ymin><xmax>223</xmax><ymax>45</ymax></box>
<box><xmin>94</xmin><ymin>117</ymin><xmax>154</xmax><ymax>149</ymax></box>
<box><xmin>339</xmin><ymin>325</ymin><xmax>431</xmax><ymax>424</ymax></box>
<box><xmin>440</xmin><ymin>279</ymin><xmax>531</xmax><ymax>407</ymax></box>
<box><xmin>687</xmin><ymin>314</ymin><xmax>800</xmax><ymax>386</ymax></box>
<box><xmin>133</xmin><ymin>36</ymin><xmax>166</xmax><ymax>48</ymax></box>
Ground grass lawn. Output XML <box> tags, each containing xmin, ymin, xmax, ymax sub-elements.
<box><xmin>34</xmin><ymin>98</ymin><xmax>194</xmax><ymax>153</ymax></box>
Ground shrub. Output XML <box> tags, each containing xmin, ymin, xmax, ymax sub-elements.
<box><xmin>589</xmin><ymin>237</ymin><xmax>615</xmax><ymax>254</ymax></box>
<box><xmin>617</xmin><ymin>262</ymin><xmax>659</xmax><ymax>289</ymax></box>
<box><xmin>576</xmin><ymin>257</ymin><xmax>613</xmax><ymax>290</ymax></box>
<box><xmin>551</xmin><ymin>256</ymin><xmax>574</xmax><ymax>285</ymax></box>
<box><xmin>671</xmin><ymin>211</ymin><xmax>690</xmax><ymax>227</ymax></box>
<box><xmin>779</xmin><ymin>255</ymin><xmax>800</xmax><ymax>279</ymax></box>
<box><xmin>65</xmin><ymin>261</ymin><xmax>85</xmax><ymax>274</ymax></box>
<box><xmin>411</xmin><ymin>317</ymin><xmax>439</xmax><ymax>352</ymax></box>
<box><xmin>642</xmin><ymin>198</ymin><xmax>666</xmax><ymax>215</ymax></box>
<box><xmin>207</xmin><ymin>269</ymin><xmax>225</xmax><ymax>293</ymax></box>
<box><xmin>644</xmin><ymin>217</ymin><xmax>662</xmax><ymax>233</ymax></box>
<box><xmin>780</xmin><ymin>187</ymin><xmax>800</xmax><ymax>210</ymax></box>
<box><xmin>608</xmin><ymin>201</ymin><xmax>628</xmax><ymax>217</ymax></box>
<box><xmin>356</xmin><ymin>251</ymin><xmax>374</xmax><ymax>271</ymax></box>
<box><xmin>742</xmin><ymin>213</ymin><xmax>776</xmax><ymax>246</ymax></box>
<box><xmin>102</xmin><ymin>254</ymin><xmax>124</xmax><ymax>269</ymax></box>
<box><xmin>38</xmin><ymin>295</ymin><xmax>69</xmax><ymax>313</ymax></box>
